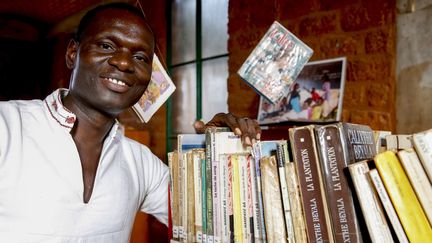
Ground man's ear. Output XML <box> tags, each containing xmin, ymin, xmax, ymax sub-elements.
<box><xmin>65</xmin><ymin>39</ymin><xmax>78</xmax><ymax>69</ymax></box>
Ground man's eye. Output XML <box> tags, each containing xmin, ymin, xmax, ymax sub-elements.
<box><xmin>100</xmin><ymin>43</ymin><xmax>113</xmax><ymax>50</ymax></box>
<box><xmin>134</xmin><ymin>55</ymin><xmax>149</xmax><ymax>63</ymax></box>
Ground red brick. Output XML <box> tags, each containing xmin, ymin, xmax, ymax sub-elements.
<box><xmin>346</xmin><ymin>55</ymin><xmax>393</xmax><ymax>83</ymax></box>
<box><xmin>365</xmin><ymin>83</ymin><xmax>393</xmax><ymax>109</ymax></box>
<box><xmin>319</xmin><ymin>33</ymin><xmax>363</xmax><ymax>57</ymax></box>
<box><xmin>276</xmin><ymin>0</ymin><xmax>321</xmax><ymax>20</ymax></box>
<box><xmin>320</xmin><ymin>0</ymin><xmax>360</xmax><ymax>10</ymax></box>
<box><xmin>343</xmin><ymin>82</ymin><xmax>366</xmax><ymax>108</ymax></box>
<box><xmin>365</xmin><ymin>27</ymin><xmax>395</xmax><ymax>54</ymax></box>
<box><xmin>299</xmin><ymin>12</ymin><xmax>339</xmax><ymax>37</ymax></box>
<box><xmin>341</xmin><ymin>2</ymin><xmax>395</xmax><ymax>31</ymax></box>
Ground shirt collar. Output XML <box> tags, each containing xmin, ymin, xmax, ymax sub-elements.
<box><xmin>44</xmin><ymin>89</ymin><xmax>123</xmax><ymax>141</ymax></box>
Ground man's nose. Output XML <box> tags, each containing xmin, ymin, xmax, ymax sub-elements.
<box><xmin>108</xmin><ymin>50</ymin><xmax>135</xmax><ymax>73</ymax></box>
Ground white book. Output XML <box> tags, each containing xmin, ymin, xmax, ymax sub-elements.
<box><xmin>239</xmin><ymin>154</ymin><xmax>250</xmax><ymax>242</ymax></box>
<box><xmin>348</xmin><ymin>161</ymin><xmax>394</xmax><ymax>243</ymax></box>
<box><xmin>412</xmin><ymin>129</ymin><xmax>432</xmax><ymax>183</ymax></box>
<box><xmin>397</xmin><ymin>148</ymin><xmax>432</xmax><ymax>225</ymax></box>
<box><xmin>193</xmin><ymin>150</ymin><xmax>204</xmax><ymax>243</ymax></box>
<box><xmin>369</xmin><ymin>169</ymin><xmax>409</xmax><ymax>243</ymax></box>
<box><xmin>219</xmin><ymin>154</ymin><xmax>230</xmax><ymax>243</ymax></box>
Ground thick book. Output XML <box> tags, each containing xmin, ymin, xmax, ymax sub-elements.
<box><xmin>397</xmin><ymin>148</ymin><xmax>432</xmax><ymax>225</ymax></box>
<box><xmin>168</xmin><ymin>151</ymin><xmax>180</xmax><ymax>241</ymax></box>
<box><xmin>315</xmin><ymin>124</ymin><xmax>362</xmax><ymax>243</ymax></box>
<box><xmin>341</xmin><ymin>123</ymin><xmax>377</xmax><ymax>163</ymax></box>
<box><xmin>260</xmin><ymin>156</ymin><xmax>287</xmax><ymax>243</ymax></box>
<box><xmin>289</xmin><ymin>125</ymin><xmax>334</xmax><ymax>243</ymax></box>
<box><xmin>374</xmin><ymin>151</ymin><xmax>432</xmax><ymax>242</ymax></box>
<box><xmin>368</xmin><ymin>169</ymin><xmax>409</xmax><ymax>243</ymax></box>
<box><xmin>285</xmin><ymin>162</ymin><xmax>308</xmax><ymax>243</ymax></box>
<box><xmin>193</xmin><ymin>149</ymin><xmax>206</xmax><ymax>242</ymax></box>
<box><xmin>412</xmin><ymin>129</ymin><xmax>432</xmax><ymax>183</ymax></box>
<box><xmin>347</xmin><ymin>160</ymin><xmax>393</xmax><ymax>243</ymax></box>
<box><xmin>237</xmin><ymin>21</ymin><xmax>313</xmax><ymax>104</ymax></box>
<box><xmin>132</xmin><ymin>54</ymin><xmax>176</xmax><ymax>122</ymax></box>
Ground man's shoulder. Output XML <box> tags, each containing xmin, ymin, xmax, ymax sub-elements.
<box><xmin>0</xmin><ymin>99</ymin><xmax>45</xmax><ymax>117</ymax></box>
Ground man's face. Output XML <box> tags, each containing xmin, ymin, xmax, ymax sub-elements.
<box><xmin>66</xmin><ymin>8</ymin><xmax>154</xmax><ymax>116</ymax></box>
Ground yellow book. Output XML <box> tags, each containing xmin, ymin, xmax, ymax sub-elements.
<box><xmin>231</xmin><ymin>154</ymin><xmax>244</xmax><ymax>243</ymax></box>
<box><xmin>374</xmin><ymin>151</ymin><xmax>432</xmax><ymax>242</ymax></box>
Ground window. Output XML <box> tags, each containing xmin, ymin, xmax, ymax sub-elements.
<box><xmin>167</xmin><ymin>0</ymin><xmax>229</xmax><ymax>151</ymax></box>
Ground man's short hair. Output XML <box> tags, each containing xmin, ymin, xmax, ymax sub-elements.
<box><xmin>75</xmin><ymin>2</ymin><xmax>149</xmax><ymax>42</ymax></box>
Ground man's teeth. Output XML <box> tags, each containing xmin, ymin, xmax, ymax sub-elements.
<box><xmin>108</xmin><ymin>78</ymin><xmax>127</xmax><ymax>86</ymax></box>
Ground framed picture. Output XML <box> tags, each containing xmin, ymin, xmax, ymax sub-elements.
<box><xmin>257</xmin><ymin>57</ymin><xmax>347</xmax><ymax>124</ymax></box>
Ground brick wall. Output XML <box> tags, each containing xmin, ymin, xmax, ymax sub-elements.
<box><xmin>228</xmin><ymin>0</ymin><xmax>396</xmax><ymax>131</ymax></box>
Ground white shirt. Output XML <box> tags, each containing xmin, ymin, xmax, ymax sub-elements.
<box><xmin>0</xmin><ymin>89</ymin><xmax>169</xmax><ymax>243</ymax></box>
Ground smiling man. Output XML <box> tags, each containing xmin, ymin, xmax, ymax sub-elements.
<box><xmin>0</xmin><ymin>2</ymin><xmax>260</xmax><ymax>243</ymax></box>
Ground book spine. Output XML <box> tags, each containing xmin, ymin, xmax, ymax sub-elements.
<box><xmin>252</xmin><ymin>143</ymin><xmax>267</xmax><ymax>243</ymax></box>
<box><xmin>239</xmin><ymin>154</ymin><xmax>249</xmax><ymax>243</ymax></box>
<box><xmin>315</xmin><ymin>124</ymin><xmax>362</xmax><ymax>243</ymax></box>
<box><xmin>213</xmin><ymin>159</ymin><xmax>221</xmax><ymax>243</ymax></box>
<box><xmin>245</xmin><ymin>154</ymin><xmax>255</xmax><ymax>242</ymax></box>
<box><xmin>187</xmin><ymin>152</ymin><xmax>195</xmax><ymax>242</ymax></box>
<box><xmin>275</xmin><ymin>142</ymin><xmax>295</xmax><ymax>243</ymax></box>
<box><xmin>342</xmin><ymin>123</ymin><xmax>377</xmax><ymax>163</ymax></box>
<box><xmin>227</xmin><ymin>155</ymin><xmax>235</xmax><ymax>243</ymax></box>
<box><xmin>285</xmin><ymin>162</ymin><xmax>308</xmax><ymax>243</ymax></box>
<box><xmin>232</xmin><ymin>154</ymin><xmax>244</xmax><ymax>243</ymax></box>
<box><xmin>248</xmin><ymin>153</ymin><xmax>262</xmax><ymax>243</ymax></box>
<box><xmin>348</xmin><ymin>160</ymin><xmax>393</xmax><ymax>243</ymax></box>
<box><xmin>201</xmin><ymin>154</ymin><xmax>207</xmax><ymax>243</ymax></box>
<box><xmin>375</xmin><ymin>151</ymin><xmax>432</xmax><ymax>242</ymax></box>
<box><xmin>289</xmin><ymin>126</ymin><xmax>333</xmax><ymax>243</ymax></box>
<box><xmin>169</xmin><ymin>151</ymin><xmax>180</xmax><ymax>240</ymax></box>
<box><xmin>260</xmin><ymin>156</ymin><xmax>287</xmax><ymax>242</ymax></box>
<box><xmin>205</xmin><ymin>130</ymin><xmax>214</xmax><ymax>243</ymax></box>
<box><xmin>178</xmin><ymin>152</ymin><xmax>185</xmax><ymax>241</ymax></box>
<box><xmin>220</xmin><ymin>154</ymin><xmax>231</xmax><ymax>243</ymax></box>
<box><xmin>412</xmin><ymin>131</ymin><xmax>432</xmax><ymax>183</ymax></box>
<box><xmin>397</xmin><ymin>148</ymin><xmax>432</xmax><ymax>225</ymax></box>
<box><xmin>193</xmin><ymin>150</ymin><xmax>204</xmax><ymax>242</ymax></box>
<box><xmin>368</xmin><ymin>169</ymin><xmax>409</xmax><ymax>243</ymax></box>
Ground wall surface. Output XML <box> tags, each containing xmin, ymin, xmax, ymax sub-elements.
<box><xmin>396</xmin><ymin>0</ymin><xmax>432</xmax><ymax>133</ymax></box>
<box><xmin>228</xmin><ymin>0</ymin><xmax>397</xmax><ymax>131</ymax></box>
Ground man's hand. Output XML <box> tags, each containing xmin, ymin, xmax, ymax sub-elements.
<box><xmin>193</xmin><ymin>113</ymin><xmax>261</xmax><ymax>146</ymax></box>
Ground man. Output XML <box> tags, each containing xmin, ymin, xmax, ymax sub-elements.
<box><xmin>0</xmin><ymin>3</ymin><xmax>260</xmax><ymax>242</ymax></box>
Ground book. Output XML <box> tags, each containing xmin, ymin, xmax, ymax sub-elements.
<box><xmin>231</xmin><ymin>154</ymin><xmax>244</xmax><ymax>243</ymax></box>
<box><xmin>341</xmin><ymin>123</ymin><xmax>377</xmax><ymax>163</ymax></box>
<box><xmin>186</xmin><ymin>151</ymin><xmax>196</xmax><ymax>242</ymax></box>
<box><xmin>315</xmin><ymin>124</ymin><xmax>362</xmax><ymax>243</ymax></box>
<box><xmin>275</xmin><ymin>142</ymin><xmax>295</xmax><ymax>243</ymax></box>
<box><xmin>374</xmin><ymin>151</ymin><xmax>432</xmax><ymax>242</ymax></box>
<box><xmin>373</xmin><ymin>130</ymin><xmax>392</xmax><ymax>153</ymax></box>
<box><xmin>368</xmin><ymin>169</ymin><xmax>409</xmax><ymax>243</ymax></box>
<box><xmin>168</xmin><ymin>151</ymin><xmax>180</xmax><ymax>241</ymax></box>
<box><xmin>260</xmin><ymin>156</ymin><xmax>287</xmax><ymax>242</ymax></box>
<box><xmin>132</xmin><ymin>54</ymin><xmax>176</xmax><ymax>122</ymax></box>
<box><xmin>285</xmin><ymin>162</ymin><xmax>308</xmax><ymax>243</ymax></box>
<box><xmin>193</xmin><ymin>149</ymin><xmax>206</xmax><ymax>242</ymax></box>
<box><xmin>289</xmin><ymin>125</ymin><xmax>334</xmax><ymax>243</ymax></box>
<box><xmin>347</xmin><ymin>160</ymin><xmax>394</xmax><ymax>243</ymax></box>
<box><xmin>412</xmin><ymin>129</ymin><xmax>432</xmax><ymax>183</ymax></box>
<box><xmin>238</xmin><ymin>21</ymin><xmax>313</xmax><ymax>104</ymax></box>
<box><xmin>385</xmin><ymin>134</ymin><xmax>412</xmax><ymax>152</ymax></box>
<box><xmin>397</xmin><ymin>148</ymin><xmax>432</xmax><ymax>225</ymax></box>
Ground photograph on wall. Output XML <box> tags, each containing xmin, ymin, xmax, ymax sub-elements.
<box><xmin>257</xmin><ymin>57</ymin><xmax>347</xmax><ymax>124</ymax></box>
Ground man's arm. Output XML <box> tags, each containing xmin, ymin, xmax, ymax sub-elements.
<box><xmin>193</xmin><ymin>113</ymin><xmax>261</xmax><ymax>145</ymax></box>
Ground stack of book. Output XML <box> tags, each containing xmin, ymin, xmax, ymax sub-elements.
<box><xmin>168</xmin><ymin>122</ymin><xmax>432</xmax><ymax>243</ymax></box>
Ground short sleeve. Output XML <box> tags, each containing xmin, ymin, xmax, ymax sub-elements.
<box><xmin>139</xmin><ymin>150</ymin><xmax>170</xmax><ymax>226</ymax></box>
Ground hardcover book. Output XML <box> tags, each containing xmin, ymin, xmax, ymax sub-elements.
<box><xmin>374</xmin><ymin>151</ymin><xmax>432</xmax><ymax>242</ymax></box>
<box><xmin>132</xmin><ymin>54</ymin><xmax>176</xmax><ymax>122</ymax></box>
<box><xmin>238</xmin><ymin>21</ymin><xmax>313</xmax><ymax>104</ymax></box>
<box><xmin>289</xmin><ymin>125</ymin><xmax>334</xmax><ymax>243</ymax></box>
<box><xmin>315</xmin><ymin>124</ymin><xmax>362</xmax><ymax>243</ymax></box>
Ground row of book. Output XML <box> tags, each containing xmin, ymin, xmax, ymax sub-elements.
<box><xmin>168</xmin><ymin>123</ymin><xmax>432</xmax><ymax>243</ymax></box>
